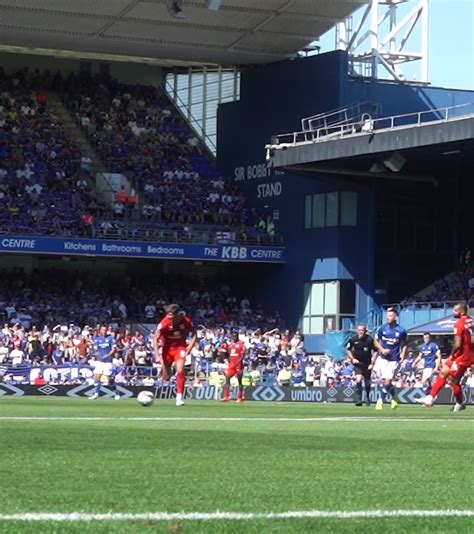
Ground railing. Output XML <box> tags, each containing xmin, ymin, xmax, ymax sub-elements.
<box><xmin>95</xmin><ymin>172</ymin><xmax>124</xmax><ymax>206</ymax></box>
<box><xmin>355</xmin><ymin>307</ymin><xmax>384</xmax><ymax>332</ymax></box>
<box><xmin>267</xmin><ymin>101</ymin><xmax>474</xmax><ymax>150</ymax></box>
<box><xmin>0</xmin><ymin>219</ymin><xmax>282</xmax><ymax>247</ymax></box>
<box><xmin>91</xmin><ymin>220</ymin><xmax>280</xmax><ymax>246</ymax></box>
<box><xmin>359</xmin><ymin>300</ymin><xmax>474</xmax><ymax>332</ymax></box>
<box><xmin>301</xmin><ymin>101</ymin><xmax>382</xmax><ymax>132</ymax></box>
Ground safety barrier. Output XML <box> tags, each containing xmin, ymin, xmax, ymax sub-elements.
<box><xmin>0</xmin><ymin>382</ymin><xmax>471</xmax><ymax>405</ymax></box>
<box><xmin>268</xmin><ymin>101</ymin><xmax>474</xmax><ymax>148</ymax></box>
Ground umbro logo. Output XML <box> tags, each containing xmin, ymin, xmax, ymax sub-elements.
<box><xmin>252</xmin><ymin>386</ymin><xmax>285</xmax><ymax>402</ymax></box>
<box><xmin>38</xmin><ymin>385</ymin><xmax>58</xmax><ymax>395</ymax></box>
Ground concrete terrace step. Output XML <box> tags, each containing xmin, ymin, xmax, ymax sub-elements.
<box><xmin>46</xmin><ymin>91</ymin><xmax>107</xmax><ymax>174</ymax></box>
<box><xmin>46</xmin><ymin>90</ymin><xmax>115</xmax><ymax>204</ymax></box>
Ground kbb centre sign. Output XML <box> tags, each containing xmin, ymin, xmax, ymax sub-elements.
<box><xmin>0</xmin><ymin>236</ymin><xmax>286</xmax><ymax>264</ymax></box>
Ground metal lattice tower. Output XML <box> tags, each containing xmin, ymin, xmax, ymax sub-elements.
<box><xmin>336</xmin><ymin>0</ymin><xmax>430</xmax><ymax>83</ymax></box>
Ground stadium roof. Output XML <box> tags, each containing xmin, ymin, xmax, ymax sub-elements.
<box><xmin>0</xmin><ymin>0</ymin><xmax>368</xmax><ymax>67</ymax></box>
<box><xmin>266</xmin><ymin>104</ymin><xmax>474</xmax><ymax>184</ymax></box>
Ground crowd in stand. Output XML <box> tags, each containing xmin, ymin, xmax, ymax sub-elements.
<box><xmin>399</xmin><ymin>261</ymin><xmax>474</xmax><ymax>309</ymax></box>
<box><xmin>64</xmin><ymin>72</ymin><xmax>277</xmax><ymax>244</ymax></box>
<box><xmin>0</xmin><ymin>67</ymin><xmax>277</xmax><ymax>244</ymax></box>
<box><xmin>1</xmin><ymin>268</ymin><xmax>473</xmax><ymax>389</ymax></box>
<box><xmin>0</xmin><ymin>68</ymin><xmax>101</xmax><ymax>237</ymax></box>
<box><xmin>0</xmin><ymin>269</ymin><xmax>284</xmax><ymax>331</ymax></box>
<box><xmin>3</xmin><ymin>315</ymin><xmax>472</xmax><ymax>390</ymax></box>
<box><xmin>424</xmin><ymin>262</ymin><xmax>474</xmax><ymax>305</ymax></box>
<box><xmin>0</xmin><ymin>322</ymin><xmax>304</xmax><ymax>386</ymax></box>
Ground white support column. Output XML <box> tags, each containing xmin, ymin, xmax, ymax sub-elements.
<box><xmin>217</xmin><ymin>65</ymin><xmax>223</xmax><ymax>104</ymax></box>
<box><xmin>187</xmin><ymin>68</ymin><xmax>192</xmax><ymax>123</ymax></box>
<box><xmin>420</xmin><ymin>0</ymin><xmax>430</xmax><ymax>83</ymax></box>
<box><xmin>389</xmin><ymin>2</ymin><xmax>397</xmax><ymax>54</ymax></box>
<box><xmin>338</xmin><ymin>0</ymin><xmax>430</xmax><ymax>84</ymax></box>
<box><xmin>233</xmin><ymin>67</ymin><xmax>239</xmax><ymax>100</ymax></box>
<box><xmin>348</xmin><ymin>3</ymin><xmax>372</xmax><ymax>51</ymax></box>
<box><xmin>370</xmin><ymin>0</ymin><xmax>380</xmax><ymax>78</ymax></box>
<box><xmin>172</xmin><ymin>70</ymin><xmax>178</xmax><ymax>102</ymax></box>
<box><xmin>337</xmin><ymin>21</ymin><xmax>348</xmax><ymax>50</ymax></box>
<box><xmin>202</xmin><ymin>67</ymin><xmax>207</xmax><ymax>139</ymax></box>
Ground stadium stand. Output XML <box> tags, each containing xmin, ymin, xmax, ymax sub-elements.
<box><xmin>0</xmin><ymin>268</ymin><xmax>284</xmax><ymax>329</ymax></box>
<box><xmin>399</xmin><ymin>261</ymin><xmax>474</xmax><ymax>310</ymax></box>
<box><xmin>0</xmin><ymin>68</ymin><xmax>103</xmax><ymax>237</ymax></box>
<box><xmin>64</xmin><ymin>72</ymin><xmax>277</xmax><ymax>245</ymax></box>
<box><xmin>3</xmin><ymin>316</ymin><xmax>469</xmax><ymax>392</ymax></box>
<box><xmin>0</xmin><ymin>68</ymin><xmax>277</xmax><ymax>245</ymax></box>
<box><xmin>0</xmin><ymin>320</ymin><xmax>302</xmax><ymax>386</ymax></box>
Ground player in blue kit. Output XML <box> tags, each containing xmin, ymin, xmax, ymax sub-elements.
<box><xmin>413</xmin><ymin>332</ymin><xmax>441</xmax><ymax>394</ymax></box>
<box><xmin>89</xmin><ymin>324</ymin><xmax>119</xmax><ymax>400</ymax></box>
<box><xmin>373</xmin><ymin>308</ymin><xmax>407</xmax><ymax>410</ymax></box>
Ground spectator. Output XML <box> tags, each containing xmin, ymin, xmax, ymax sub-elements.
<box><xmin>277</xmin><ymin>366</ymin><xmax>292</xmax><ymax>387</ymax></box>
<box><xmin>117</xmin><ymin>186</ymin><xmax>128</xmax><ymax>205</ymax></box>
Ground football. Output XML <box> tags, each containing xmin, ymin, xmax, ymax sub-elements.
<box><xmin>137</xmin><ymin>390</ymin><xmax>155</xmax><ymax>407</ymax></box>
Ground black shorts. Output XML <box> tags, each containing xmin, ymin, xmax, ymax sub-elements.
<box><xmin>354</xmin><ymin>364</ymin><xmax>371</xmax><ymax>380</ymax></box>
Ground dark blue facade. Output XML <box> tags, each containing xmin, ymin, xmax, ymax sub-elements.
<box><xmin>217</xmin><ymin>51</ymin><xmax>474</xmax><ymax>352</ymax></box>
<box><xmin>346</xmin><ymin>78</ymin><xmax>474</xmax><ymax>116</ymax></box>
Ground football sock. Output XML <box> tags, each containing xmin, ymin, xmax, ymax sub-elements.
<box><xmin>365</xmin><ymin>382</ymin><xmax>371</xmax><ymax>400</ymax></box>
<box><xmin>387</xmin><ymin>383</ymin><xmax>396</xmax><ymax>401</ymax></box>
<box><xmin>430</xmin><ymin>376</ymin><xmax>446</xmax><ymax>398</ymax></box>
<box><xmin>176</xmin><ymin>371</ymin><xmax>185</xmax><ymax>395</ymax></box>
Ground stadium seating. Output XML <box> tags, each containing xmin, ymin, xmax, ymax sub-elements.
<box><xmin>0</xmin><ymin>69</ymin><xmax>276</xmax><ymax>244</ymax></box>
<box><xmin>0</xmin><ymin>69</ymin><xmax>103</xmax><ymax>237</ymax></box>
<box><xmin>0</xmin><ymin>269</ymin><xmax>283</xmax><ymax>330</ymax></box>
<box><xmin>0</xmin><ymin>268</ymin><xmax>299</xmax><ymax>386</ymax></box>
<box><xmin>399</xmin><ymin>262</ymin><xmax>474</xmax><ymax>309</ymax></box>
<box><xmin>423</xmin><ymin>263</ymin><xmax>474</xmax><ymax>305</ymax></box>
<box><xmin>64</xmin><ymin>73</ymin><xmax>276</xmax><ymax>244</ymax></box>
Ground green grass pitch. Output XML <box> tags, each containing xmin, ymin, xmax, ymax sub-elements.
<box><xmin>0</xmin><ymin>397</ymin><xmax>472</xmax><ymax>533</ymax></box>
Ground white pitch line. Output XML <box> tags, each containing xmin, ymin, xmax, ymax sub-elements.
<box><xmin>0</xmin><ymin>510</ymin><xmax>473</xmax><ymax>522</ymax></box>
<box><xmin>0</xmin><ymin>416</ymin><xmax>472</xmax><ymax>423</ymax></box>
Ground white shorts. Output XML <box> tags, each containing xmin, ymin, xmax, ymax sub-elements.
<box><xmin>92</xmin><ymin>361</ymin><xmax>113</xmax><ymax>377</ymax></box>
<box><xmin>422</xmin><ymin>367</ymin><xmax>435</xmax><ymax>382</ymax></box>
<box><xmin>377</xmin><ymin>359</ymin><xmax>399</xmax><ymax>380</ymax></box>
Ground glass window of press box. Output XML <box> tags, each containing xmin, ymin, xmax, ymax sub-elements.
<box><xmin>305</xmin><ymin>192</ymin><xmax>357</xmax><ymax>229</ymax></box>
<box><xmin>303</xmin><ymin>280</ymin><xmax>356</xmax><ymax>334</ymax></box>
<box><xmin>166</xmin><ymin>67</ymin><xmax>240</xmax><ymax>156</ymax></box>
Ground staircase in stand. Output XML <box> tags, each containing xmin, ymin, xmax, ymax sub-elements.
<box><xmin>46</xmin><ymin>91</ymin><xmax>130</xmax><ymax>206</ymax></box>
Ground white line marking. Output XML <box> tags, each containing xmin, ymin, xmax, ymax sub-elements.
<box><xmin>0</xmin><ymin>416</ymin><xmax>471</xmax><ymax>423</ymax></box>
<box><xmin>0</xmin><ymin>510</ymin><xmax>473</xmax><ymax>522</ymax></box>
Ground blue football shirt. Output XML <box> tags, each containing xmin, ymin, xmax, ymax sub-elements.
<box><xmin>419</xmin><ymin>342</ymin><xmax>439</xmax><ymax>368</ymax></box>
<box><xmin>376</xmin><ymin>323</ymin><xmax>407</xmax><ymax>362</ymax></box>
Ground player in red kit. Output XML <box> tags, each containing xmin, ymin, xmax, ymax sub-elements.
<box><xmin>221</xmin><ymin>331</ymin><xmax>246</xmax><ymax>403</ymax></box>
<box><xmin>418</xmin><ymin>302</ymin><xmax>474</xmax><ymax>411</ymax></box>
<box><xmin>153</xmin><ymin>304</ymin><xmax>196</xmax><ymax>406</ymax></box>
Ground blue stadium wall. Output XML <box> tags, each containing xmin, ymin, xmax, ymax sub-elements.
<box><xmin>217</xmin><ymin>51</ymin><xmax>474</xmax><ymax>353</ymax></box>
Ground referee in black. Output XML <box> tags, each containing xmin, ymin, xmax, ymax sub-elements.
<box><xmin>347</xmin><ymin>324</ymin><xmax>376</xmax><ymax>406</ymax></box>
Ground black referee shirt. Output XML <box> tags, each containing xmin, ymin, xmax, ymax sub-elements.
<box><xmin>347</xmin><ymin>334</ymin><xmax>375</xmax><ymax>366</ymax></box>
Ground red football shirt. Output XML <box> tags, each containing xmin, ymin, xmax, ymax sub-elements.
<box><xmin>228</xmin><ymin>341</ymin><xmax>246</xmax><ymax>365</ymax></box>
<box><xmin>158</xmin><ymin>315</ymin><xmax>194</xmax><ymax>350</ymax></box>
<box><xmin>453</xmin><ymin>315</ymin><xmax>474</xmax><ymax>359</ymax></box>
